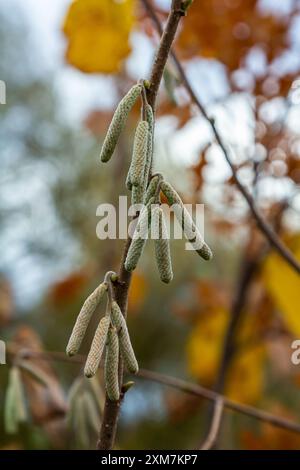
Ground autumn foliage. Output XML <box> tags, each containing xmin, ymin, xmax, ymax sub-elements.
<box><xmin>1</xmin><ymin>0</ymin><xmax>300</xmax><ymax>451</ymax></box>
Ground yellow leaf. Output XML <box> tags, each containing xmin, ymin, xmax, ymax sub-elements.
<box><xmin>63</xmin><ymin>0</ymin><xmax>135</xmax><ymax>74</ymax></box>
<box><xmin>186</xmin><ymin>308</ymin><xmax>266</xmax><ymax>404</ymax></box>
<box><xmin>263</xmin><ymin>233</ymin><xmax>300</xmax><ymax>336</ymax></box>
<box><xmin>226</xmin><ymin>345</ymin><xmax>265</xmax><ymax>404</ymax></box>
<box><xmin>186</xmin><ymin>308</ymin><xmax>229</xmax><ymax>383</ymax></box>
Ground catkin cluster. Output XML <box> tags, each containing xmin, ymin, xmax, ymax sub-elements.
<box><xmin>66</xmin><ymin>274</ymin><xmax>138</xmax><ymax>401</ymax></box>
<box><xmin>124</xmin><ymin>173</ymin><xmax>213</xmax><ymax>282</ymax></box>
<box><xmin>99</xmin><ymin>81</ymin><xmax>213</xmax><ymax>283</ymax></box>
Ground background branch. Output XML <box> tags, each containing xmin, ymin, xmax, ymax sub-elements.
<box><xmin>137</xmin><ymin>368</ymin><xmax>300</xmax><ymax>436</ymax></box>
<box><xmin>142</xmin><ymin>0</ymin><xmax>300</xmax><ymax>275</ymax></box>
<box><xmin>11</xmin><ymin>347</ymin><xmax>300</xmax><ymax>438</ymax></box>
<box><xmin>200</xmin><ymin>398</ymin><xmax>224</xmax><ymax>450</ymax></box>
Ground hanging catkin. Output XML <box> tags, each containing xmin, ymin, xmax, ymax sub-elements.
<box><xmin>100</xmin><ymin>83</ymin><xmax>142</xmax><ymax>163</ymax></box>
<box><xmin>130</xmin><ymin>120</ymin><xmax>149</xmax><ymax>187</ymax></box>
<box><xmin>145</xmin><ymin>174</ymin><xmax>162</xmax><ymax>204</ymax></box>
<box><xmin>104</xmin><ymin>327</ymin><xmax>120</xmax><ymax>401</ymax></box>
<box><xmin>153</xmin><ymin>207</ymin><xmax>173</xmax><ymax>283</ymax></box>
<box><xmin>131</xmin><ymin>184</ymin><xmax>145</xmax><ymax>206</ymax></box>
<box><xmin>110</xmin><ymin>301</ymin><xmax>139</xmax><ymax>374</ymax></box>
<box><xmin>125</xmin><ymin>169</ymin><xmax>133</xmax><ymax>191</ymax></box>
<box><xmin>84</xmin><ymin>315</ymin><xmax>110</xmax><ymax>378</ymax></box>
<box><xmin>130</xmin><ymin>116</ymin><xmax>153</xmax><ymax>205</ymax></box>
<box><xmin>66</xmin><ymin>283</ymin><xmax>107</xmax><ymax>356</ymax></box>
<box><xmin>160</xmin><ymin>181</ymin><xmax>213</xmax><ymax>261</ymax></box>
<box><xmin>125</xmin><ymin>201</ymin><xmax>151</xmax><ymax>272</ymax></box>
<box><xmin>143</xmin><ymin>104</ymin><xmax>154</xmax><ymax>191</ymax></box>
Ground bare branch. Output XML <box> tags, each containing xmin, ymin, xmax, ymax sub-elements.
<box><xmin>10</xmin><ymin>348</ymin><xmax>300</xmax><ymax>437</ymax></box>
<box><xmin>141</xmin><ymin>0</ymin><xmax>300</xmax><ymax>275</ymax></box>
<box><xmin>200</xmin><ymin>398</ymin><xmax>224</xmax><ymax>450</ymax></box>
<box><xmin>146</xmin><ymin>0</ymin><xmax>183</xmax><ymax>109</ymax></box>
<box><xmin>137</xmin><ymin>368</ymin><xmax>300</xmax><ymax>435</ymax></box>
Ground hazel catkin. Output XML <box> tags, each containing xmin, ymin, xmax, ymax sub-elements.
<box><xmin>153</xmin><ymin>207</ymin><xmax>173</xmax><ymax>283</ymax></box>
<box><xmin>130</xmin><ymin>120</ymin><xmax>149</xmax><ymax>187</ymax></box>
<box><xmin>110</xmin><ymin>301</ymin><xmax>139</xmax><ymax>374</ymax></box>
<box><xmin>105</xmin><ymin>327</ymin><xmax>120</xmax><ymax>401</ymax></box>
<box><xmin>84</xmin><ymin>316</ymin><xmax>110</xmax><ymax>378</ymax></box>
<box><xmin>125</xmin><ymin>201</ymin><xmax>151</xmax><ymax>272</ymax></box>
<box><xmin>160</xmin><ymin>181</ymin><xmax>213</xmax><ymax>261</ymax></box>
<box><xmin>66</xmin><ymin>283</ymin><xmax>107</xmax><ymax>357</ymax></box>
<box><xmin>100</xmin><ymin>84</ymin><xmax>142</xmax><ymax>163</ymax></box>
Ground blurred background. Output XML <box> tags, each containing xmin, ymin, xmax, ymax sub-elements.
<box><xmin>0</xmin><ymin>0</ymin><xmax>300</xmax><ymax>450</ymax></box>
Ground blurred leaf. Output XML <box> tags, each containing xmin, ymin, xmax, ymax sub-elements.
<box><xmin>177</xmin><ymin>0</ymin><xmax>292</xmax><ymax>73</ymax></box>
<box><xmin>73</xmin><ymin>395</ymin><xmax>89</xmax><ymax>448</ymax></box>
<box><xmin>12</xmin><ymin>327</ymin><xmax>67</xmax><ymax>431</ymax></box>
<box><xmin>84</xmin><ymin>109</ymin><xmax>114</xmax><ymax>136</ymax></box>
<box><xmin>81</xmin><ymin>390</ymin><xmax>101</xmax><ymax>434</ymax></box>
<box><xmin>241</xmin><ymin>404</ymin><xmax>300</xmax><ymax>449</ymax></box>
<box><xmin>67</xmin><ymin>376</ymin><xmax>103</xmax><ymax>448</ymax></box>
<box><xmin>187</xmin><ymin>307</ymin><xmax>228</xmax><ymax>383</ymax></box>
<box><xmin>263</xmin><ymin>234</ymin><xmax>300</xmax><ymax>336</ymax></box>
<box><xmin>157</xmin><ymin>99</ymin><xmax>192</xmax><ymax>129</ymax></box>
<box><xmin>187</xmin><ymin>307</ymin><xmax>266</xmax><ymax>404</ymax></box>
<box><xmin>0</xmin><ymin>276</ymin><xmax>14</xmax><ymax>327</ymax></box>
<box><xmin>191</xmin><ymin>144</ymin><xmax>210</xmax><ymax>191</ymax></box>
<box><xmin>163</xmin><ymin>68</ymin><xmax>178</xmax><ymax>105</ymax></box>
<box><xmin>48</xmin><ymin>271</ymin><xmax>89</xmax><ymax>306</ymax></box>
<box><xmin>4</xmin><ymin>367</ymin><xmax>27</xmax><ymax>435</ymax></box>
<box><xmin>128</xmin><ymin>271</ymin><xmax>147</xmax><ymax>314</ymax></box>
<box><xmin>226</xmin><ymin>344</ymin><xmax>265</xmax><ymax>404</ymax></box>
<box><xmin>18</xmin><ymin>361</ymin><xmax>52</xmax><ymax>388</ymax></box>
<box><xmin>63</xmin><ymin>0</ymin><xmax>135</xmax><ymax>74</ymax></box>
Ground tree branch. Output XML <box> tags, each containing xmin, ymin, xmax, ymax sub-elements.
<box><xmin>12</xmin><ymin>348</ymin><xmax>300</xmax><ymax>438</ymax></box>
<box><xmin>146</xmin><ymin>0</ymin><xmax>184</xmax><ymax>109</ymax></box>
<box><xmin>142</xmin><ymin>0</ymin><xmax>300</xmax><ymax>275</ymax></box>
<box><xmin>137</xmin><ymin>368</ymin><xmax>300</xmax><ymax>436</ymax></box>
<box><xmin>97</xmin><ymin>0</ymin><xmax>185</xmax><ymax>450</ymax></box>
<box><xmin>200</xmin><ymin>398</ymin><xmax>224</xmax><ymax>450</ymax></box>
<box><xmin>214</xmin><ymin>254</ymin><xmax>260</xmax><ymax>394</ymax></box>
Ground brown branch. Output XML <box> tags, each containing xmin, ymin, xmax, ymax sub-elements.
<box><xmin>205</xmin><ymin>255</ymin><xmax>255</xmax><ymax>449</ymax></box>
<box><xmin>142</xmin><ymin>0</ymin><xmax>300</xmax><ymax>275</ymax></box>
<box><xmin>9</xmin><ymin>346</ymin><xmax>85</xmax><ymax>365</ymax></box>
<box><xmin>137</xmin><ymin>368</ymin><xmax>300</xmax><ymax>436</ymax></box>
<box><xmin>209</xmin><ymin>204</ymin><xmax>289</xmax><ymax>446</ymax></box>
<box><xmin>214</xmin><ymin>254</ymin><xmax>260</xmax><ymax>393</ymax></box>
<box><xmin>97</xmin><ymin>240</ymin><xmax>132</xmax><ymax>450</ymax></box>
<box><xmin>97</xmin><ymin>0</ymin><xmax>185</xmax><ymax>450</ymax></box>
<box><xmin>10</xmin><ymin>348</ymin><xmax>300</xmax><ymax>438</ymax></box>
<box><xmin>200</xmin><ymin>398</ymin><xmax>224</xmax><ymax>450</ymax></box>
<box><xmin>146</xmin><ymin>0</ymin><xmax>184</xmax><ymax>109</ymax></box>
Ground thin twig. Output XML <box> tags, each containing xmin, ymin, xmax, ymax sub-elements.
<box><xmin>137</xmin><ymin>368</ymin><xmax>300</xmax><ymax>435</ymax></box>
<box><xmin>214</xmin><ymin>254</ymin><xmax>260</xmax><ymax>393</ymax></box>
<box><xmin>141</xmin><ymin>0</ymin><xmax>300</xmax><ymax>275</ymax></box>
<box><xmin>9</xmin><ymin>347</ymin><xmax>300</xmax><ymax>437</ymax></box>
<box><xmin>200</xmin><ymin>398</ymin><xmax>224</xmax><ymax>450</ymax></box>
